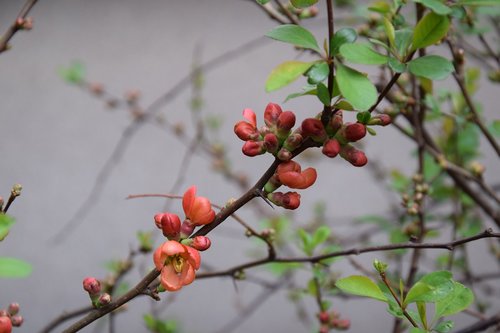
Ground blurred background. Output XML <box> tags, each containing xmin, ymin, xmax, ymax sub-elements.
<box><xmin>0</xmin><ymin>0</ymin><xmax>498</xmax><ymax>332</ymax></box>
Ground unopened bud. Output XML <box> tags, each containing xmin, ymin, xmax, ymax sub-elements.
<box><xmin>89</xmin><ymin>82</ymin><xmax>104</xmax><ymax>95</ymax></box>
<box><xmin>180</xmin><ymin>220</ymin><xmax>195</xmax><ymax>238</ymax></box>
<box><xmin>264</xmin><ymin>103</ymin><xmax>283</xmax><ymax>127</ymax></box>
<box><xmin>368</xmin><ymin>114</ymin><xmax>392</xmax><ymax>126</ymax></box>
<box><xmin>322</xmin><ymin>139</ymin><xmax>340</xmax><ymax>158</ymax></box>
<box><xmin>264</xmin><ymin>133</ymin><xmax>279</xmax><ymax>153</ymax></box>
<box><xmin>10</xmin><ymin>315</ymin><xmax>23</xmax><ymax>327</ymax></box>
<box><xmin>7</xmin><ymin>303</ymin><xmax>19</xmax><ymax>316</ymax></box>
<box><xmin>339</xmin><ymin>145</ymin><xmax>367</xmax><ymax>167</ymax></box>
<box><xmin>277</xmin><ymin>147</ymin><xmax>292</xmax><ymax>161</ymax></box>
<box><xmin>267</xmin><ymin>191</ymin><xmax>301</xmax><ymax>210</ymax></box>
<box><xmin>318</xmin><ymin>311</ymin><xmax>330</xmax><ymax>324</ymax></box>
<box><xmin>242</xmin><ymin>141</ymin><xmax>265</xmax><ymax>157</ymax></box>
<box><xmin>125</xmin><ymin>89</ymin><xmax>141</xmax><ymax>103</ymax></box>
<box><xmin>191</xmin><ymin>236</ymin><xmax>211</xmax><ymax>251</ymax></box>
<box><xmin>0</xmin><ymin>317</ymin><xmax>12</xmax><ymax>333</ymax></box>
<box><xmin>469</xmin><ymin>161</ymin><xmax>485</xmax><ymax>177</ymax></box>
<box><xmin>343</xmin><ymin>123</ymin><xmax>367</xmax><ymax>142</ymax></box>
<box><xmin>332</xmin><ymin>318</ymin><xmax>350</xmax><ymax>330</ymax></box>
<box><xmin>277</xmin><ymin>111</ymin><xmax>296</xmax><ymax>133</ymax></box>
<box><xmin>159</xmin><ymin>213</ymin><xmax>181</xmax><ymax>240</ymax></box>
<box><xmin>11</xmin><ymin>184</ymin><xmax>22</xmax><ymax>197</ymax></box>
<box><xmin>98</xmin><ymin>293</ymin><xmax>111</xmax><ymax>306</ymax></box>
<box><xmin>283</xmin><ymin>132</ymin><xmax>303</xmax><ymax>151</ymax></box>
<box><xmin>373</xmin><ymin>259</ymin><xmax>388</xmax><ymax>273</ymax></box>
<box><xmin>83</xmin><ymin>277</ymin><xmax>101</xmax><ymax>295</ymax></box>
<box><xmin>301</xmin><ymin>118</ymin><xmax>327</xmax><ymax>142</ymax></box>
<box><xmin>0</xmin><ymin>310</ymin><xmax>7</xmax><ymax>317</ymax></box>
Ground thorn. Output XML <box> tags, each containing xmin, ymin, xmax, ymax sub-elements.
<box><xmin>254</xmin><ymin>189</ymin><xmax>274</xmax><ymax>209</ymax></box>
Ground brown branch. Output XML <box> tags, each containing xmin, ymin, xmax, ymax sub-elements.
<box><xmin>39</xmin><ymin>306</ymin><xmax>94</xmax><ymax>333</ymax></box>
<box><xmin>454</xmin><ymin>312</ymin><xmax>500</xmax><ymax>333</ymax></box>
<box><xmin>0</xmin><ymin>0</ymin><xmax>38</xmax><ymax>53</ymax></box>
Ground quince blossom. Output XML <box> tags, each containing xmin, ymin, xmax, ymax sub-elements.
<box><xmin>182</xmin><ymin>186</ymin><xmax>216</xmax><ymax>226</ymax></box>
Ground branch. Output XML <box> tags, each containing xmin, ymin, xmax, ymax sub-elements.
<box><xmin>454</xmin><ymin>312</ymin><xmax>500</xmax><ymax>333</ymax></box>
<box><xmin>0</xmin><ymin>0</ymin><xmax>38</xmax><ymax>53</ymax></box>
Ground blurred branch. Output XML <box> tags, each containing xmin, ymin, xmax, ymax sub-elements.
<box><xmin>0</xmin><ymin>0</ymin><xmax>38</xmax><ymax>53</ymax></box>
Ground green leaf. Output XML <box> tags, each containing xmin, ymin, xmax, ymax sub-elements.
<box><xmin>458</xmin><ymin>0</ymin><xmax>500</xmax><ymax>5</ymax></box>
<box><xmin>312</xmin><ymin>226</ymin><xmax>331</xmax><ymax>247</ymax></box>
<box><xmin>58</xmin><ymin>62</ymin><xmax>85</xmax><ymax>84</ymax></box>
<box><xmin>333</xmin><ymin>100</ymin><xmax>355</xmax><ymax>111</ymax></box>
<box><xmin>408</xmin><ymin>55</ymin><xmax>454</xmax><ymax>80</ymax></box>
<box><xmin>336</xmin><ymin>63</ymin><xmax>377</xmax><ymax>111</ymax></box>
<box><xmin>266</xmin><ymin>24</ymin><xmax>321</xmax><ymax>53</ymax></box>
<box><xmin>434</xmin><ymin>320</ymin><xmax>454</xmax><ymax>333</ymax></box>
<box><xmin>330</xmin><ymin>28</ymin><xmax>357</xmax><ymax>56</ymax></box>
<box><xmin>336</xmin><ymin>275</ymin><xmax>388</xmax><ymax>301</ymax></box>
<box><xmin>266</xmin><ymin>262</ymin><xmax>302</xmax><ymax>276</ymax></box>
<box><xmin>435</xmin><ymin>282</ymin><xmax>474</xmax><ymax>318</ymax></box>
<box><xmin>388</xmin><ymin>57</ymin><xmax>407</xmax><ymax>73</ymax></box>
<box><xmin>0</xmin><ymin>214</ymin><xmax>15</xmax><ymax>241</ymax></box>
<box><xmin>383</xmin><ymin>18</ymin><xmax>396</xmax><ymax>49</ymax></box>
<box><xmin>291</xmin><ymin>0</ymin><xmax>319</xmax><ymax>8</ymax></box>
<box><xmin>284</xmin><ymin>87</ymin><xmax>317</xmax><ymax>102</ymax></box>
<box><xmin>307</xmin><ymin>62</ymin><xmax>329</xmax><ymax>84</ymax></box>
<box><xmin>414</xmin><ymin>0</ymin><xmax>452</xmax><ymax>15</ymax></box>
<box><xmin>357</xmin><ymin>111</ymin><xmax>371</xmax><ymax>124</ymax></box>
<box><xmin>417</xmin><ymin>301</ymin><xmax>428</xmax><ymax>328</ymax></box>
<box><xmin>488</xmin><ymin>120</ymin><xmax>500</xmax><ymax>137</ymax></box>
<box><xmin>316</xmin><ymin>82</ymin><xmax>331</xmax><ymax>106</ymax></box>
<box><xmin>298</xmin><ymin>229</ymin><xmax>314</xmax><ymax>256</ymax></box>
<box><xmin>395</xmin><ymin>28</ymin><xmax>414</xmax><ymax>57</ymax></box>
<box><xmin>411</xmin><ymin>12</ymin><xmax>450</xmax><ymax>51</ymax></box>
<box><xmin>266</xmin><ymin>61</ymin><xmax>313</xmax><ymax>92</ymax></box>
<box><xmin>0</xmin><ymin>257</ymin><xmax>32</xmax><ymax>278</ymax></box>
<box><xmin>256</xmin><ymin>0</ymin><xmax>271</xmax><ymax>4</ymax></box>
<box><xmin>368</xmin><ymin>1</ymin><xmax>392</xmax><ymax>13</ymax></box>
<box><xmin>410</xmin><ymin>328</ymin><xmax>428</xmax><ymax>333</ymax></box>
<box><xmin>404</xmin><ymin>271</ymin><xmax>454</xmax><ymax>305</ymax></box>
<box><xmin>339</xmin><ymin>43</ymin><xmax>388</xmax><ymax>65</ymax></box>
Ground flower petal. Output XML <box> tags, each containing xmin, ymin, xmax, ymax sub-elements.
<box><xmin>184</xmin><ymin>245</ymin><xmax>201</xmax><ymax>270</ymax></box>
<box><xmin>242</xmin><ymin>108</ymin><xmax>256</xmax><ymax>127</ymax></box>
<box><xmin>182</xmin><ymin>186</ymin><xmax>197</xmax><ymax>218</ymax></box>
<box><xmin>160</xmin><ymin>265</ymin><xmax>183</xmax><ymax>291</ymax></box>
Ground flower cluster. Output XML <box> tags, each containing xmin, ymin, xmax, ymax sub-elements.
<box><xmin>0</xmin><ymin>303</ymin><xmax>23</xmax><ymax>333</ymax></box>
<box><xmin>234</xmin><ymin>103</ymin><xmax>391</xmax><ymax>209</ymax></box>
<box><xmin>153</xmin><ymin>186</ymin><xmax>215</xmax><ymax>292</ymax></box>
<box><xmin>317</xmin><ymin>310</ymin><xmax>351</xmax><ymax>332</ymax></box>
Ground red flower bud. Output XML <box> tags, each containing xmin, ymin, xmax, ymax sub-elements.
<box><xmin>242</xmin><ymin>141</ymin><xmax>265</xmax><ymax>156</ymax></box>
<box><xmin>267</xmin><ymin>192</ymin><xmax>301</xmax><ymax>210</ymax></box>
<box><xmin>340</xmin><ymin>145</ymin><xmax>368</xmax><ymax>167</ymax></box>
<box><xmin>264</xmin><ymin>103</ymin><xmax>283</xmax><ymax>127</ymax></box>
<box><xmin>322</xmin><ymin>139</ymin><xmax>341</xmax><ymax>158</ymax></box>
<box><xmin>264</xmin><ymin>133</ymin><xmax>279</xmax><ymax>153</ymax></box>
<box><xmin>277</xmin><ymin>111</ymin><xmax>296</xmax><ymax>132</ymax></box>
<box><xmin>180</xmin><ymin>220</ymin><xmax>195</xmax><ymax>238</ymax></box>
<box><xmin>83</xmin><ymin>277</ymin><xmax>101</xmax><ymax>295</ymax></box>
<box><xmin>10</xmin><ymin>316</ymin><xmax>22</xmax><ymax>328</ymax></box>
<box><xmin>283</xmin><ymin>132</ymin><xmax>303</xmax><ymax>151</ymax></box>
<box><xmin>331</xmin><ymin>318</ymin><xmax>350</xmax><ymax>330</ymax></box>
<box><xmin>277</xmin><ymin>147</ymin><xmax>292</xmax><ymax>161</ymax></box>
<box><xmin>277</xmin><ymin>161</ymin><xmax>317</xmax><ymax>189</ymax></box>
<box><xmin>159</xmin><ymin>213</ymin><xmax>181</xmax><ymax>240</ymax></box>
<box><xmin>328</xmin><ymin>111</ymin><xmax>343</xmax><ymax>135</ymax></box>
<box><xmin>301</xmin><ymin>118</ymin><xmax>327</xmax><ymax>142</ymax></box>
<box><xmin>234</xmin><ymin>108</ymin><xmax>259</xmax><ymax>141</ymax></box>
<box><xmin>7</xmin><ymin>303</ymin><xmax>19</xmax><ymax>316</ymax></box>
<box><xmin>0</xmin><ymin>317</ymin><xmax>12</xmax><ymax>333</ymax></box>
<box><xmin>344</xmin><ymin>122</ymin><xmax>366</xmax><ymax>142</ymax></box>
<box><xmin>154</xmin><ymin>213</ymin><xmax>164</xmax><ymax>229</ymax></box>
<box><xmin>318</xmin><ymin>311</ymin><xmax>330</xmax><ymax>324</ymax></box>
<box><xmin>191</xmin><ymin>236</ymin><xmax>211</xmax><ymax>251</ymax></box>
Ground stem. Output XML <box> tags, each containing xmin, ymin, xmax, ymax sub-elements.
<box><xmin>321</xmin><ymin>0</ymin><xmax>335</xmax><ymax>125</ymax></box>
<box><xmin>0</xmin><ymin>0</ymin><xmax>39</xmax><ymax>53</ymax></box>
<box><xmin>381</xmin><ymin>272</ymin><xmax>419</xmax><ymax>328</ymax></box>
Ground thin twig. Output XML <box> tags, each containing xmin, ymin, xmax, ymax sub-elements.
<box><xmin>0</xmin><ymin>0</ymin><xmax>39</xmax><ymax>53</ymax></box>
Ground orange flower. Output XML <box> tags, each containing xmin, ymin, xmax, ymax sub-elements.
<box><xmin>277</xmin><ymin>161</ymin><xmax>317</xmax><ymax>189</ymax></box>
<box><xmin>234</xmin><ymin>108</ymin><xmax>259</xmax><ymax>141</ymax></box>
<box><xmin>182</xmin><ymin>186</ymin><xmax>216</xmax><ymax>226</ymax></box>
<box><xmin>153</xmin><ymin>240</ymin><xmax>201</xmax><ymax>292</ymax></box>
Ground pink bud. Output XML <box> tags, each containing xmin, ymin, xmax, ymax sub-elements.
<box><xmin>318</xmin><ymin>311</ymin><xmax>330</xmax><ymax>324</ymax></box>
<box><xmin>264</xmin><ymin>133</ymin><xmax>279</xmax><ymax>153</ymax></box>
<box><xmin>277</xmin><ymin>147</ymin><xmax>292</xmax><ymax>161</ymax></box>
<box><xmin>234</xmin><ymin>121</ymin><xmax>259</xmax><ymax>141</ymax></box>
<box><xmin>191</xmin><ymin>236</ymin><xmax>211</xmax><ymax>251</ymax></box>
<box><xmin>277</xmin><ymin>111</ymin><xmax>296</xmax><ymax>132</ymax></box>
<box><xmin>242</xmin><ymin>141</ymin><xmax>265</xmax><ymax>157</ymax></box>
<box><xmin>301</xmin><ymin>118</ymin><xmax>327</xmax><ymax>142</ymax></box>
<box><xmin>322</xmin><ymin>139</ymin><xmax>340</xmax><ymax>158</ymax></box>
<box><xmin>98</xmin><ymin>293</ymin><xmax>111</xmax><ymax>306</ymax></box>
<box><xmin>154</xmin><ymin>213</ymin><xmax>164</xmax><ymax>229</ymax></box>
<box><xmin>0</xmin><ymin>311</ymin><xmax>7</xmax><ymax>317</ymax></box>
<box><xmin>340</xmin><ymin>145</ymin><xmax>368</xmax><ymax>167</ymax></box>
<box><xmin>268</xmin><ymin>192</ymin><xmax>301</xmax><ymax>210</ymax></box>
<box><xmin>344</xmin><ymin>123</ymin><xmax>366</xmax><ymax>142</ymax></box>
<box><xmin>283</xmin><ymin>132</ymin><xmax>303</xmax><ymax>151</ymax></box>
<box><xmin>83</xmin><ymin>277</ymin><xmax>101</xmax><ymax>295</ymax></box>
<box><xmin>264</xmin><ymin>103</ymin><xmax>283</xmax><ymax>127</ymax></box>
<box><xmin>368</xmin><ymin>114</ymin><xmax>391</xmax><ymax>126</ymax></box>
<box><xmin>7</xmin><ymin>303</ymin><xmax>19</xmax><ymax>316</ymax></box>
<box><xmin>10</xmin><ymin>316</ymin><xmax>22</xmax><ymax>327</ymax></box>
<box><xmin>160</xmin><ymin>213</ymin><xmax>181</xmax><ymax>239</ymax></box>
<box><xmin>180</xmin><ymin>220</ymin><xmax>195</xmax><ymax>238</ymax></box>
<box><xmin>0</xmin><ymin>317</ymin><xmax>12</xmax><ymax>333</ymax></box>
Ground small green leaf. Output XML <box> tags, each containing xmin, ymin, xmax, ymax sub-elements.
<box><xmin>0</xmin><ymin>257</ymin><xmax>32</xmax><ymax>278</ymax></box>
<box><xmin>357</xmin><ymin>111</ymin><xmax>371</xmax><ymax>124</ymax></box>
<box><xmin>336</xmin><ymin>63</ymin><xmax>377</xmax><ymax>111</ymax></box>
<box><xmin>298</xmin><ymin>229</ymin><xmax>314</xmax><ymax>256</ymax></box>
<box><xmin>488</xmin><ymin>120</ymin><xmax>500</xmax><ymax>137</ymax></box>
<box><xmin>434</xmin><ymin>320</ymin><xmax>454</xmax><ymax>333</ymax></box>
<box><xmin>0</xmin><ymin>214</ymin><xmax>15</xmax><ymax>241</ymax></box>
<box><xmin>266</xmin><ymin>262</ymin><xmax>302</xmax><ymax>276</ymax></box>
<box><xmin>312</xmin><ymin>226</ymin><xmax>331</xmax><ymax>247</ymax></box>
<box><xmin>408</xmin><ymin>55</ymin><xmax>454</xmax><ymax>80</ymax></box>
<box><xmin>414</xmin><ymin>0</ymin><xmax>452</xmax><ymax>15</ymax></box>
<box><xmin>367</xmin><ymin>127</ymin><xmax>377</xmax><ymax>136</ymax></box>
<box><xmin>58</xmin><ymin>62</ymin><xmax>85</xmax><ymax>84</ymax></box>
<box><xmin>339</xmin><ymin>43</ymin><xmax>388</xmax><ymax>65</ymax></box>
<box><xmin>291</xmin><ymin>0</ymin><xmax>319</xmax><ymax>8</ymax></box>
<box><xmin>395</xmin><ymin>28</ymin><xmax>414</xmax><ymax>57</ymax></box>
<box><xmin>330</xmin><ymin>28</ymin><xmax>357</xmax><ymax>56</ymax></box>
<box><xmin>333</xmin><ymin>100</ymin><xmax>355</xmax><ymax>111</ymax></box>
<box><xmin>411</xmin><ymin>12</ymin><xmax>450</xmax><ymax>51</ymax></box>
<box><xmin>383</xmin><ymin>18</ymin><xmax>396</xmax><ymax>49</ymax></box>
<box><xmin>458</xmin><ymin>0</ymin><xmax>500</xmax><ymax>5</ymax></box>
<box><xmin>417</xmin><ymin>301</ymin><xmax>428</xmax><ymax>328</ymax></box>
<box><xmin>266</xmin><ymin>61</ymin><xmax>313</xmax><ymax>92</ymax></box>
<box><xmin>284</xmin><ymin>87</ymin><xmax>317</xmax><ymax>102</ymax></box>
<box><xmin>256</xmin><ymin>0</ymin><xmax>270</xmax><ymax>4</ymax></box>
<box><xmin>410</xmin><ymin>328</ymin><xmax>428</xmax><ymax>333</ymax></box>
<box><xmin>368</xmin><ymin>1</ymin><xmax>392</xmax><ymax>13</ymax></box>
<box><xmin>336</xmin><ymin>275</ymin><xmax>388</xmax><ymax>301</ymax></box>
<box><xmin>307</xmin><ymin>61</ymin><xmax>329</xmax><ymax>84</ymax></box>
<box><xmin>404</xmin><ymin>271</ymin><xmax>454</xmax><ymax>305</ymax></box>
<box><xmin>316</xmin><ymin>82</ymin><xmax>331</xmax><ymax>106</ymax></box>
<box><xmin>435</xmin><ymin>282</ymin><xmax>474</xmax><ymax>318</ymax></box>
<box><xmin>388</xmin><ymin>57</ymin><xmax>407</xmax><ymax>73</ymax></box>
<box><xmin>266</xmin><ymin>24</ymin><xmax>321</xmax><ymax>53</ymax></box>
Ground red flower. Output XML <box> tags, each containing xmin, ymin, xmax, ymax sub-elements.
<box><xmin>234</xmin><ymin>108</ymin><xmax>259</xmax><ymax>141</ymax></box>
<box><xmin>277</xmin><ymin>161</ymin><xmax>317</xmax><ymax>189</ymax></box>
<box><xmin>153</xmin><ymin>240</ymin><xmax>201</xmax><ymax>292</ymax></box>
<box><xmin>182</xmin><ymin>186</ymin><xmax>216</xmax><ymax>226</ymax></box>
